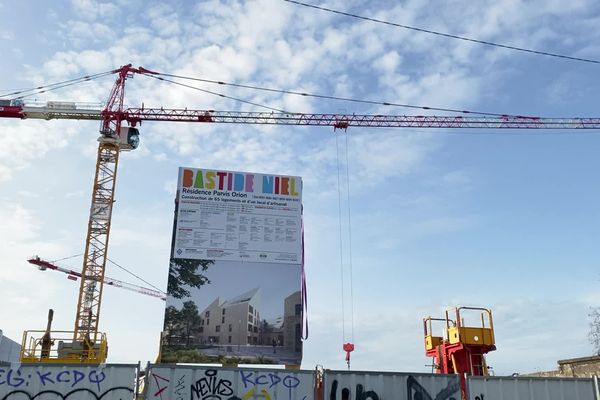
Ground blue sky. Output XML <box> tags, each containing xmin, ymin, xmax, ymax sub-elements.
<box><xmin>1</xmin><ymin>0</ymin><xmax>600</xmax><ymax>375</ymax></box>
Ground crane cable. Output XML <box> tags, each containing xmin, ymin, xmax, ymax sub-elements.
<box><xmin>50</xmin><ymin>253</ymin><xmax>84</xmax><ymax>263</ymax></box>
<box><xmin>48</xmin><ymin>253</ymin><xmax>164</xmax><ymax>293</ymax></box>
<box><xmin>2</xmin><ymin>68</ymin><xmax>581</xmax><ymax>121</ymax></box>
<box><xmin>336</xmin><ymin>131</ymin><xmax>356</xmax><ymax>369</ymax></box>
<box><xmin>336</xmin><ymin>132</ymin><xmax>346</xmax><ymax>342</ymax></box>
<box><xmin>152</xmin><ymin>72</ymin><xmax>530</xmax><ymax>118</ymax></box>
<box><xmin>141</xmin><ymin>73</ymin><xmax>289</xmax><ymax>113</ymax></box>
<box><xmin>0</xmin><ymin>70</ymin><xmax>115</xmax><ymax>99</ymax></box>
<box><xmin>107</xmin><ymin>258</ymin><xmax>164</xmax><ymax>293</ymax></box>
<box><xmin>344</xmin><ymin>132</ymin><xmax>355</xmax><ymax>346</ymax></box>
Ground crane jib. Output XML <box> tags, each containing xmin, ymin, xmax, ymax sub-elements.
<box><xmin>0</xmin><ymin>106</ymin><xmax>25</xmax><ymax>119</ymax></box>
<box><xmin>2</xmin><ymin>104</ymin><xmax>600</xmax><ymax>129</ymax></box>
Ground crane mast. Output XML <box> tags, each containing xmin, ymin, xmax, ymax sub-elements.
<box><xmin>72</xmin><ymin>65</ymin><xmax>146</xmax><ymax>360</ymax></box>
<box><xmin>5</xmin><ymin>64</ymin><xmax>599</xmax><ymax>364</ymax></box>
<box><xmin>73</xmin><ymin>140</ymin><xmax>118</xmax><ymax>357</ymax></box>
<box><xmin>18</xmin><ymin>65</ymin><xmax>142</xmax><ymax>363</ymax></box>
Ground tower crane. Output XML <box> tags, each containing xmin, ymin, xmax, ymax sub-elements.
<box><xmin>2</xmin><ymin>64</ymin><xmax>600</xmax><ymax>364</ymax></box>
<box><xmin>27</xmin><ymin>256</ymin><xmax>166</xmax><ymax>301</ymax></box>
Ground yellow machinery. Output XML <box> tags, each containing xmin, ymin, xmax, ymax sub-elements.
<box><xmin>423</xmin><ymin>306</ymin><xmax>496</xmax><ymax>376</ymax></box>
<box><xmin>20</xmin><ymin>330</ymin><xmax>108</xmax><ymax>364</ymax></box>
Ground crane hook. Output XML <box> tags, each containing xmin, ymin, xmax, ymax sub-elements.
<box><xmin>343</xmin><ymin>342</ymin><xmax>355</xmax><ymax>369</ymax></box>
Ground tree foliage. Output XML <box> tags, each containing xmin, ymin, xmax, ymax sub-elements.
<box><xmin>168</xmin><ymin>258</ymin><xmax>213</xmax><ymax>299</ymax></box>
<box><xmin>589</xmin><ymin>307</ymin><xmax>600</xmax><ymax>355</ymax></box>
<box><xmin>180</xmin><ymin>300</ymin><xmax>202</xmax><ymax>346</ymax></box>
<box><xmin>164</xmin><ymin>305</ymin><xmax>180</xmax><ymax>346</ymax></box>
<box><xmin>163</xmin><ymin>301</ymin><xmax>202</xmax><ymax>346</ymax></box>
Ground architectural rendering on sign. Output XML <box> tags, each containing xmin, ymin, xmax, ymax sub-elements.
<box><xmin>161</xmin><ymin>167</ymin><xmax>304</xmax><ymax>365</ymax></box>
<box><xmin>161</xmin><ymin>260</ymin><xmax>303</xmax><ymax>365</ymax></box>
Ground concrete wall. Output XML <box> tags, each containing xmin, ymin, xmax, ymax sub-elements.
<box><xmin>525</xmin><ymin>355</ymin><xmax>600</xmax><ymax>378</ymax></box>
<box><xmin>559</xmin><ymin>355</ymin><xmax>600</xmax><ymax>377</ymax></box>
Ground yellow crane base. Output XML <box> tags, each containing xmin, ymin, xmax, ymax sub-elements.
<box><xmin>20</xmin><ymin>330</ymin><xmax>108</xmax><ymax>364</ymax></box>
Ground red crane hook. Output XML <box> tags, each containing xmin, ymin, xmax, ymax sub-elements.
<box><xmin>343</xmin><ymin>342</ymin><xmax>355</xmax><ymax>369</ymax></box>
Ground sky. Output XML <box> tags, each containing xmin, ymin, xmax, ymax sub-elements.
<box><xmin>1</xmin><ymin>0</ymin><xmax>600</xmax><ymax>375</ymax></box>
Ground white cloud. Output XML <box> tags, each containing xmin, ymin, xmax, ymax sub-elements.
<box><xmin>0</xmin><ymin>203</ymin><xmax>38</xmax><ymax>243</ymax></box>
<box><xmin>349</xmin><ymin>131</ymin><xmax>435</xmax><ymax>186</ymax></box>
<box><xmin>373</xmin><ymin>51</ymin><xmax>402</xmax><ymax>75</ymax></box>
<box><xmin>71</xmin><ymin>0</ymin><xmax>118</xmax><ymax>20</ymax></box>
<box><xmin>578</xmin><ymin>291</ymin><xmax>600</xmax><ymax>306</ymax></box>
<box><xmin>145</xmin><ymin>4</ymin><xmax>181</xmax><ymax>37</ymax></box>
<box><xmin>0</xmin><ymin>30</ymin><xmax>13</xmax><ymax>40</ymax></box>
<box><xmin>0</xmin><ymin>201</ymin><xmax>72</xmax><ymax>340</ymax></box>
<box><xmin>0</xmin><ymin>121</ymin><xmax>76</xmax><ymax>182</ymax></box>
<box><xmin>66</xmin><ymin>21</ymin><xmax>116</xmax><ymax>45</ymax></box>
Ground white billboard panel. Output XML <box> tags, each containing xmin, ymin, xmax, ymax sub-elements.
<box><xmin>174</xmin><ymin>168</ymin><xmax>303</xmax><ymax>264</ymax></box>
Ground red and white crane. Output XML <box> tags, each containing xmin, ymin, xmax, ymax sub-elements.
<box><xmin>27</xmin><ymin>256</ymin><xmax>166</xmax><ymax>301</ymax></box>
<box><xmin>2</xmin><ymin>64</ymin><xmax>599</xmax><ymax>363</ymax></box>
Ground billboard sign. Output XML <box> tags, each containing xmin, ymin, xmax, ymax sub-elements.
<box><xmin>174</xmin><ymin>168</ymin><xmax>303</xmax><ymax>264</ymax></box>
<box><xmin>162</xmin><ymin>168</ymin><xmax>304</xmax><ymax>366</ymax></box>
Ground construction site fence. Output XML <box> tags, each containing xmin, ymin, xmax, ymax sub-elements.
<box><xmin>0</xmin><ymin>362</ymin><xmax>139</xmax><ymax>399</ymax></box>
<box><xmin>1</xmin><ymin>363</ymin><xmax>600</xmax><ymax>400</ymax></box>
<box><xmin>322</xmin><ymin>369</ymin><xmax>461</xmax><ymax>400</ymax></box>
<box><xmin>144</xmin><ymin>364</ymin><xmax>315</xmax><ymax>400</ymax></box>
<box><xmin>467</xmin><ymin>375</ymin><xmax>600</xmax><ymax>400</ymax></box>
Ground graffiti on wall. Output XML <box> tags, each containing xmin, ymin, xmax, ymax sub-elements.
<box><xmin>0</xmin><ymin>365</ymin><xmax>135</xmax><ymax>399</ymax></box>
<box><xmin>149</xmin><ymin>367</ymin><xmax>311</xmax><ymax>400</ymax></box>
<box><xmin>328</xmin><ymin>374</ymin><xmax>460</xmax><ymax>400</ymax></box>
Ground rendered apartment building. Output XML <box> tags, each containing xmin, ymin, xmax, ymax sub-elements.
<box><xmin>198</xmin><ymin>288</ymin><xmax>262</xmax><ymax>345</ymax></box>
<box><xmin>283</xmin><ymin>291</ymin><xmax>302</xmax><ymax>353</ymax></box>
<box><xmin>197</xmin><ymin>288</ymin><xmax>302</xmax><ymax>350</ymax></box>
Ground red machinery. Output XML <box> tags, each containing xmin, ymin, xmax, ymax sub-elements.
<box><xmin>424</xmin><ymin>307</ymin><xmax>496</xmax><ymax>375</ymax></box>
<box><xmin>424</xmin><ymin>307</ymin><xmax>496</xmax><ymax>397</ymax></box>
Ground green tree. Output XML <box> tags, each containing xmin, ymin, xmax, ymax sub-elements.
<box><xmin>164</xmin><ymin>305</ymin><xmax>181</xmax><ymax>345</ymax></box>
<box><xmin>180</xmin><ymin>300</ymin><xmax>202</xmax><ymax>346</ymax></box>
<box><xmin>168</xmin><ymin>258</ymin><xmax>213</xmax><ymax>299</ymax></box>
<box><xmin>589</xmin><ymin>307</ymin><xmax>600</xmax><ymax>355</ymax></box>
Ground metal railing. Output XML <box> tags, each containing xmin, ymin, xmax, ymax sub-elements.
<box><xmin>20</xmin><ymin>330</ymin><xmax>108</xmax><ymax>364</ymax></box>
